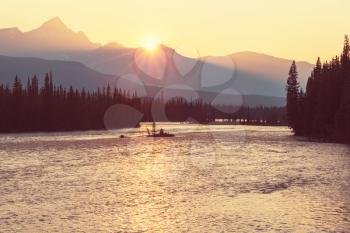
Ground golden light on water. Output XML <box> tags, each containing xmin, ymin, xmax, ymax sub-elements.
<box><xmin>1</xmin><ymin>124</ymin><xmax>350</xmax><ymax>231</ymax></box>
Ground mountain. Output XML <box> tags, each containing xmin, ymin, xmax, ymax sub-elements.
<box><xmin>0</xmin><ymin>55</ymin><xmax>113</xmax><ymax>89</ymax></box>
<box><xmin>0</xmin><ymin>54</ymin><xmax>286</xmax><ymax>107</ymax></box>
<box><xmin>0</xmin><ymin>17</ymin><xmax>315</xmax><ymax>103</ymax></box>
<box><xmin>228</xmin><ymin>52</ymin><xmax>313</xmax><ymax>96</ymax></box>
<box><xmin>62</xmin><ymin>46</ymin><xmax>314</xmax><ymax>97</ymax></box>
<box><xmin>0</xmin><ymin>17</ymin><xmax>100</xmax><ymax>58</ymax></box>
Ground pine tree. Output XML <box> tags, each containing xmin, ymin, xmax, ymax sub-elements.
<box><xmin>291</xmin><ymin>35</ymin><xmax>350</xmax><ymax>143</ymax></box>
<box><xmin>0</xmin><ymin>73</ymin><xmax>287</xmax><ymax>133</ymax></box>
<box><xmin>286</xmin><ymin>61</ymin><xmax>300</xmax><ymax>134</ymax></box>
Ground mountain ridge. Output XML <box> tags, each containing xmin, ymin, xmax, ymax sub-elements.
<box><xmin>0</xmin><ymin>17</ymin><xmax>315</xmax><ymax>98</ymax></box>
<box><xmin>0</xmin><ymin>17</ymin><xmax>100</xmax><ymax>55</ymax></box>
<box><xmin>0</xmin><ymin>54</ymin><xmax>286</xmax><ymax>107</ymax></box>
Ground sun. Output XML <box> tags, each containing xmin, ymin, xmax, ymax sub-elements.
<box><xmin>141</xmin><ymin>36</ymin><xmax>160</xmax><ymax>51</ymax></box>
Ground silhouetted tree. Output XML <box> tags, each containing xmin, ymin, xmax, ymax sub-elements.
<box><xmin>0</xmin><ymin>73</ymin><xmax>287</xmax><ymax>133</ymax></box>
<box><xmin>286</xmin><ymin>61</ymin><xmax>301</xmax><ymax>134</ymax></box>
<box><xmin>288</xmin><ymin>35</ymin><xmax>350</xmax><ymax>143</ymax></box>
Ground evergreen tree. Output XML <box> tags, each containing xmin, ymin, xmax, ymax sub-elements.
<box><xmin>0</xmin><ymin>74</ymin><xmax>287</xmax><ymax>133</ymax></box>
<box><xmin>335</xmin><ymin>35</ymin><xmax>350</xmax><ymax>142</ymax></box>
<box><xmin>291</xmin><ymin>35</ymin><xmax>350</xmax><ymax>143</ymax></box>
<box><xmin>286</xmin><ymin>61</ymin><xmax>301</xmax><ymax>134</ymax></box>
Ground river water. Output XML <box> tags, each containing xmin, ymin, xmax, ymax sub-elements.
<box><xmin>0</xmin><ymin>124</ymin><xmax>350</xmax><ymax>232</ymax></box>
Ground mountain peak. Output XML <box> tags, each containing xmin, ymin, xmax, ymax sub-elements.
<box><xmin>19</xmin><ymin>17</ymin><xmax>101</xmax><ymax>51</ymax></box>
<box><xmin>40</xmin><ymin>17</ymin><xmax>67</xmax><ymax>30</ymax></box>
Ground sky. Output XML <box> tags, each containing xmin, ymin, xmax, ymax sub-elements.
<box><xmin>1</xmin><ymin>0</ymin><xmax>349</xmax><ymax>63</ymax></box>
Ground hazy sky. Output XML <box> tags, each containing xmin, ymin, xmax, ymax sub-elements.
<box><xmin>1</xmin><ymin>0</ymin><xmax>349</xmax><ymax>62</ymax></box>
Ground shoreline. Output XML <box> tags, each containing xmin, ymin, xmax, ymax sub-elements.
<box><xmin>0</xmin><ymin>122</ymin><xmax>289</xmax><ymax>135</ymax></box>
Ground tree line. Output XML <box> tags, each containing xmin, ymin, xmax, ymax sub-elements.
<box><xmin>0</xmin><ymin>73</ymin><xmax>286</xmax><ymax>133</ymax></box>
<box><xmin>286</xmin><ymin>35</ymin><xmax>350</xmax><ymax>144</ymax></box>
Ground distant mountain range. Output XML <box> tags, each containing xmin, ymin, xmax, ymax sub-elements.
<box><xmin>0</xmin><ymin>55</ymin><xmax>112</xmax><ymax>88</ymax></box>
<box><xmin>0</xmin><ymin>17</ymin><xmax>315</xmax><ymax>106</ymax></box>
<box><xmin>0</xmin><ymin>17</ymin><xmax>100</xmax><ymax>56</ymax></box>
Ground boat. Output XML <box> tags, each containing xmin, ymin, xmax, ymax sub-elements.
<box><xmin>147</xmin><ymin>122</ymin><xmax>175</xmax><ymax>137</ymax></box>
<box><xmin>148</xmin><ymin>132</ymin><xmax>175</xmax><ymax>137</ymax></box>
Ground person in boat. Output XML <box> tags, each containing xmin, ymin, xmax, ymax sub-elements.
<box><xmin>159</xmin><ymin>128</ymin><xmax>164</xmax><ymax>135</ymax></box>
<box><xmin>152</xmin><ymin>122</ymin><xmax>156</xmax><ymax>135</ymax></box>
<box><xmin>147</xmin><ymin>122</ymin><xmax>174</xmax><ymax>137</ymax></box>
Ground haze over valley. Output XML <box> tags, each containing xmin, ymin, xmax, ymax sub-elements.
<box><xmin>0</xmin><ymin>17</ymin><xmax>314</xmax><ymax>106</ymax></box>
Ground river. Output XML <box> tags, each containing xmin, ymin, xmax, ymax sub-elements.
<box><xmin>0</xmin><ymin>124</ymin><xmax>349</xmax><ymax>232</ymax></box>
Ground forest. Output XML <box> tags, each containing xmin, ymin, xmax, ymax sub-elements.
<box><xmin>0</xmin><ymin>73</ymin><xmax>286</xmax><ymax>133</ymax></box>
<box><xmin>286</xmin><ymin>35</ymin><xmax>350</xmax><ymax>144</ymax></box>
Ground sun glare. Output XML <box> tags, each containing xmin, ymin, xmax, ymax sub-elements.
<box><xmin>141</xmin><ymin>36</ymin><xmax>160</xmax><ymax>51</ymax></box>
